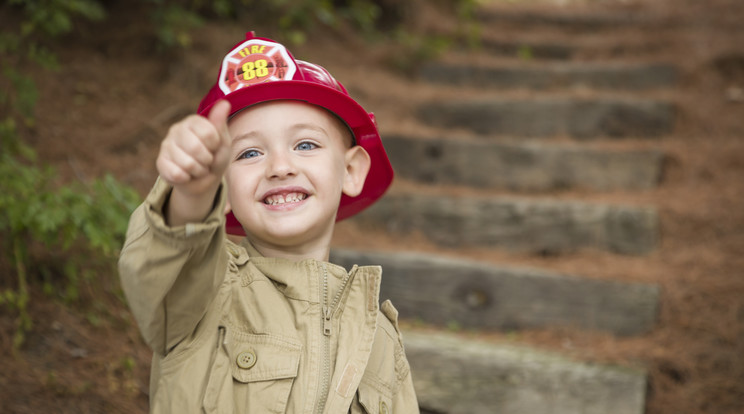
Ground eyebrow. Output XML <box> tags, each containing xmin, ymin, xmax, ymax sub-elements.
<box><xmin>232</xmin><ymin>123</ymin><xmax>331</xmax><ymax>144</ymax></box>
<box><xmin>288</xmin><ymin>123</ymin><xmax>330</xmax><ymax>136</ymax></box>
<box><xmin>231</xmin><ymin>131</ymin><xmax>260</xmax><ymax>145</ymax></box>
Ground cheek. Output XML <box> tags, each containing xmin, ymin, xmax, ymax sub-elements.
<box><xmin>321</xmin><ymin>160</ymin><xmax>347</xmax><ymax>192</ymax></box>
<box><xmin>225</xmin><ymin>168</ymin><xmax>250</xmax><ymax>201</ymax></box>
<box><xmin>224</xmin><ymin>169</ymin><xmax>236</xmax><ymax>194</ymax></box>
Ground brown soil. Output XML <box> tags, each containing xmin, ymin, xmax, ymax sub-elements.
<box><xmin>1</xmin><ymin>0</ymin><xmax>743</xmax><ymax>413</ymax></box>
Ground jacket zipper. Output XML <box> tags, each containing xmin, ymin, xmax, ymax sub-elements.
<box><xmin>315</xmin><ymin>263</ymin><xmax>356</xmax><ymax>414</ymax></box>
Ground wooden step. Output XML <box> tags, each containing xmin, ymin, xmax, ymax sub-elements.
<box><xmin>354</xmin><ymin>194</ymin><xmax>658</xmax><ymax>255</ymax></box>
<box><xmin>384</xmin><ymin>135</ymin><xmax>664</xmax><ymax>191</ymax></box>
<box><xmin>476</xmin><ymin>38</ymin><xmax>574</xmax><ymax>60</ymax></box>
<box><xmin>417</xmin><ymin>97</ymin><xmax>675</xmax><ymax>139</ymax></box>
<box><xmin>330</xmin><ymin>249</ymin><xmax>659</xmax><ymax>336</ymax></box>
<box><xmin>405</xmin><ymin>331</ymin><xmax>647</xmax><ymax>414</ymax></box>
<box><xmin>420</xmin><ymin>62</ymin><xmax>678</xmax><ymax>90</ymax></box>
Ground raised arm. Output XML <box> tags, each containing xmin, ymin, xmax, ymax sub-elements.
<box><xmin>119</xmin><ymin>101</ymin><xmax>234</xmax><ymax>355</ymax></box>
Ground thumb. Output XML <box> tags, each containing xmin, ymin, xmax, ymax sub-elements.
<box><xmin>207</xmin><ymin>100</ymin><xmax>232</xmax><ymax>147</ymax></box>
<box><xmin>206</xmin><ymin>100</ymin><xmax>233</xmax><ymax>175</ymax></box>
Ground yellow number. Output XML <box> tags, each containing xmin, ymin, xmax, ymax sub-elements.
<box><xmin>242</xmin><ymin>59</ymin><xmax>269</xmax><ymax>81</ymax></box>
<box><xmin>255</xmin><ymin>59</ymin><xmax>269</xmax><ymax>77</ymax></box>
<box><xmin>242</xmin><ymin>62</ymin><xmax>255</xmax><ymax>80</ymax></box>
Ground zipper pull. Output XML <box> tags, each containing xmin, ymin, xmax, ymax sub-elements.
<box><xmin>323</xmin><ymin>305</ymin><xmax>332</xmax><ymax>336</ymax></box>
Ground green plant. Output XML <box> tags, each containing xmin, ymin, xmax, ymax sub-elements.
<box><xmin>1</xmin><ymin>0</ymin><xmax>140</xmax><ymax>349</ymax></box>
<box><xmin>386</xmin><ymin>29</ymin><xmax>453</xmax><ymax>74</ymax></box>
<box><xmin>2</xmin><ymin>0</ymin><xmax>105</xmax><ymax>123</ymax></box>
<box><xmin>151</xmin><ymin>3</ymin><xmax>204</xmax><ymax>48</ymax></box>
<box><xmin>455</xmin><ymin>0</ymin><xmax>482</xmax><ymax>49</ymax></box>
<box><xmin>143</xmin><ymin>0</ymin><xmax>385</xmax><ymax>46</ymax></box>
<box><xmin>0</xmin><ymin>137</ymin><xmax>140</xmax><ymax>348</ymax></box>
<box><xmin>9</xmin><ymin>0</ymin><xmax>106</xmax><ymax>37</ymax></box>
<box><xmin>518</xmin><ymin>45</ymin><xmax>534</xmax><ymax>60</ymax></box>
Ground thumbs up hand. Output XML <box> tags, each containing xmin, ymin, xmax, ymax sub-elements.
<box><xmin>156</xmin><ymin>100</ymin><xmax>233</xmax><ymax>226</ymax></box>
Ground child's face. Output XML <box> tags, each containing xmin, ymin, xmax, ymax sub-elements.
<box><xmin>224</xmin><ymin>100</ymin><xmax>369</xmax><ymax>252</ymax></box>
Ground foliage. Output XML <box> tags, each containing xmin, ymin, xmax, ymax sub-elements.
<box><xmin>150</xmin><ymin>3</ymin><xmax>205</xmax><ymax>48</ymax></box>
<box><xmin>8</xmin><ymin>0</ymin><xmax>106</xmax><ymax>37</ymax></box>
<box><xmin>387</xmin><ymin>29</ymin><xmax>453</xmax><ymax>74</ymax></box>
<box><xmin>2</xmin><ymin>0</ymin><xmax>104</xmax><ymax>122</ymax></box>
<box><xmin>146</xmin><ymin>0</ymin><xmax>384</xmax><ymax>47</ymax></box>
<box><xmin>454</xmin><ymin>0</ymin><xmax>482</xmax><ymax>49</ymax></box>
<box><xmin>0</xmin><ymin>138</ymin><xmax>140</xmax><ymax>348</ymax></box>
<box><xmin>145</xmin><ymin>0</ymin><xmax>477</xmax><ymax>49</ymax></box>
<box><xmin>0</xmin><ymin>0</ymin><xmax>139</xmax><ymax>349</ymax></box>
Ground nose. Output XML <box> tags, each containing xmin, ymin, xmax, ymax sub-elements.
<box><xmin>265</xmin><ymin>150</ymin><xmax>297</xmax><ymax>179</ymax></box>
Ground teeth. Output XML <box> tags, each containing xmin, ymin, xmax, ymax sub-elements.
<box><xmin>265</xmin><ymin>192</ymin><xmax>307</xmax><ymax>205</ymax></box>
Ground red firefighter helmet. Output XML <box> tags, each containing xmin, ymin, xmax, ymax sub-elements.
<box><xmin>197</xmin><ymin>31</ymin><xmax>393</xmax><ymax>236</ymax></box>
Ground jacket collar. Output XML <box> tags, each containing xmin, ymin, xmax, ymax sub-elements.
<box><xmin>237</xmin><ymin>239</ymin><xmax>377</xmax><ymax>304</ymax></box>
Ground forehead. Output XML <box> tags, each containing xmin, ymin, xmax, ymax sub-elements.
<box><xmin>231</xmin><ymin>101</ymin><xmax>339</xmax><ymax>129</ymax></box>
<box><xmin>229</xmin><ymin>100</ymin><xmax>353</xmax><ymax>146</ymax></box>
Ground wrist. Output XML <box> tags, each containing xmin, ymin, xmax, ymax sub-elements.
<box><xmin>165</xmin><ymin>181</ymin><xmax>222</xmax><ymax>227</ymax></box>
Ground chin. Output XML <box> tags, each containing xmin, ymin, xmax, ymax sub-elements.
<box><xmin>248</xmin><ymin>216</ymin><xmax>334</xmax><ymax>246</ymax></box>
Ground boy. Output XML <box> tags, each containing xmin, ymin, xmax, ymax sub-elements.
<box><xmin>118</xmin><ymin>31</ymin><xmax>419</xmax><ymax>413</ymax></box>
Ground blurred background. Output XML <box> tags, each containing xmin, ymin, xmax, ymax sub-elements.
<box><xmin>1</xmin><ymin>0</ymin><xmax>742</xmax><ymax>413</ymax></box>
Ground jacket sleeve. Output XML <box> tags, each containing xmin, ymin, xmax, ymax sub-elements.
<box><xmin>394</xmin><ymin>368</ymin><xmax>420</xmax><ymax>413</ymax></box>
<box><xmin>118</xmin><ymin>177</ymin><xmax>228</xmax><ymax>356</ymax></box>
<box><xmin>381</xmin><ymin>300</ymin><xmax>421</xmax><ymax>413</ymax></box>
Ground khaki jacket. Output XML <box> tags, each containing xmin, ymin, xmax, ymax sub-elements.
<box><xmin>118</xmin><ymin>178</ymin><xmax>419</xmax><ymax>414</ymax></box>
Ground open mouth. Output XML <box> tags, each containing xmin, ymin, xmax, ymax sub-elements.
<box><xmin>263</xmin><ymin>191</ymin><xmax>309</xmax><ymax>206</ymax></box>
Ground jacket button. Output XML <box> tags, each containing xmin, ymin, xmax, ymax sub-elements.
<box><xmin>379</xmin><ymin>400</ymin><xmax>389</xmax><ymax>414</ymax></box>
<box><xmin>236</xmin><ymin>350</ymin><xmax>256</xmax><ymax>369</ymax></box>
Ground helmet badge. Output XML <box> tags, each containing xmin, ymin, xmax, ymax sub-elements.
<box><xmin>218</xmin><ymin>39</ymin><xmax>297</xmax><ymax>94</ymax></box>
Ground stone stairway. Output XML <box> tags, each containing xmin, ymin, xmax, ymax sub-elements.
<box><xmin>334</xmin><ymin>2</ymin><xmax>679</xmax><ymax>413</ymax></box>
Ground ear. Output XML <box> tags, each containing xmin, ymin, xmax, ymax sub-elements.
<box><xmin>222</xmin><ymin>179</ymin><xmax>232</xmax><ymax>215</ymax></box>
<box><xmin>342</xmin><ymin>146</ymin><xmax>371</xmax><ymax>198</ymax></box>
<box><xmin>223</xmin><ymin>197</ymin><xmax>232</xmax><ymax>216</ymax></box>
<box><xmin>223</xmin><ymin>194</ymin><xmax>245</xmax><ymax>244</ymax></box>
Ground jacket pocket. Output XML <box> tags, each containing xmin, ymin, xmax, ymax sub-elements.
<box><xmin>350</xmin><ymin>381</ymin><xmax>394</xmax><ymax>414</ymax></box>
<box><xmin>203</xmin><ymin>327</ymin><xmax>302</xmax><ymax>414</ymax></box>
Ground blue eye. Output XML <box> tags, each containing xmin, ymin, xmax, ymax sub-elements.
<box><xmin>296</xmin><ymin>141</ymin><xmax>318</xmax><ymax>151</ymax></box>
<box><xmin>238</xmin><ymin>149</ymin><xmax>261</xmax><ymax>159</ymax></box>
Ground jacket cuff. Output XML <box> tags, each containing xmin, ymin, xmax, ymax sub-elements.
<box><xmin>143</xmin><ymin>177</ymin><xmax>226</xmax><ymax>248</ymax></box>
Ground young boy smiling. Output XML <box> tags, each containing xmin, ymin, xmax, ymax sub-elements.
<box><xmin>119</xmin><ymin>32</ymin><xmax>419</xmax><ymax>413</ymax></box>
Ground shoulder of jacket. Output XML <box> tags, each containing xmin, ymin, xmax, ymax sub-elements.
<box><xmin>380</xmin><ymin>299</ymin><xmax>401</xmax><ymax>334</ymax></box>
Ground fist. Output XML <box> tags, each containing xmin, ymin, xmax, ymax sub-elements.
<box><xmin>156</xmin><ymin>100</ymin><xmax>232</xmax><ymax>196</ymax></box>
